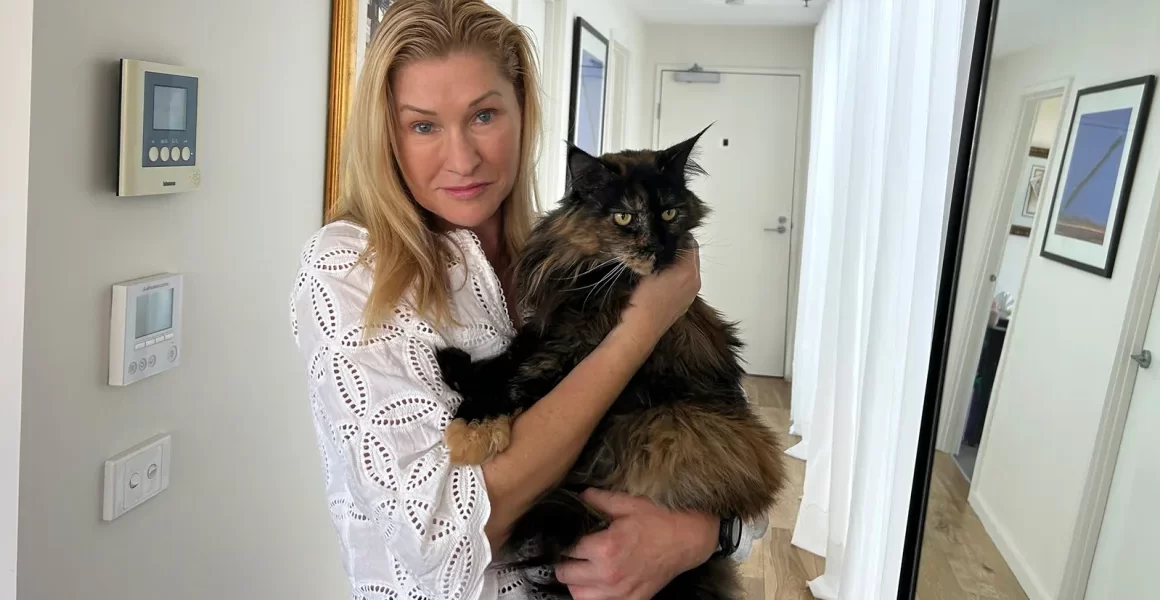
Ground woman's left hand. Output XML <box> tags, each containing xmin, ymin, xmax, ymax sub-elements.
<box><xmin>554</xmin><ymin>488</ymin><xmax>719</xmax><ymax>600</ymax></box>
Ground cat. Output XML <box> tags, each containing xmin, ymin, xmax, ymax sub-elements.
<box><xmin>436</xmin><ymin>126</ymin><xmax>786</xmax><ymax>599</ymax></box>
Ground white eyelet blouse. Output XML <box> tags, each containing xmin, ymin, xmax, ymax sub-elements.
<box><xmin>289</xmin><ymin>220</ymin><xmax>765</xmax><ymax>600</ymax></box>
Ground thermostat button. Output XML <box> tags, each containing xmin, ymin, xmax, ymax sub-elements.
<box><xmin>128</xmin><ymin>362</ymin><xmax>137</xmax><ymax>374</ymax></box>
<box><xmin>138</xmin><ymin>358</ymin><xmax>147</xmax><ymax>371</ymax></box>
<box><xmin>170</xmin><ymin>147</ymin><xmax>180</xmax><ymax>161</ymax></box>
<box><xmin>160</xmin><ymin>146</ymin><xmax>170</xmax><ymax>161</ymax></box>
<box><xmin>167</xmin><ymin>347</ymin><xmax>178</xmax><ymax>362</ymax></box>
<box><xmin>149</xmin><ymin>147</ymin><xmax>159</xmax><ymax>161</ymax></box>
<box><xmin>181</xmin><ymin>147</ymin><xmax>191</xmax><ymax>161</ymax></box>
<box><xmin>148</xmin><ymin>355</ymin><xmax>156</xmax><ymax>368</ymax></box>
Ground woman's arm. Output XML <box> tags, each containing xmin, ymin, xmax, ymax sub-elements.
<box><xmin>480</xmin><ymin>244</ymin><xmax>703</xmax><ymax>550</ymax></box>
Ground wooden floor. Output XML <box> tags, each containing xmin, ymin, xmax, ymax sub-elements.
<box><xmin>739</xmin><ymin>376</ymin><xmax>825</xmax><ymax>599</ymax></box>
<box><xmin>739</xmin><ymin>377</ymin><xmax>1027</xmax><ymax>600</ymax></box>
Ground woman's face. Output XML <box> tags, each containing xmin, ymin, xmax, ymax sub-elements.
<box><xmin>393</xmin><ymin>51</ymin><xmax>522</xmax><ymax>230</ymax></box>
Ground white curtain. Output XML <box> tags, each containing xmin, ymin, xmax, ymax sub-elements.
<box><xmin>788</xmin><ymin>0</ymin><xmax>972</xmax><ymax>598</ymax></box>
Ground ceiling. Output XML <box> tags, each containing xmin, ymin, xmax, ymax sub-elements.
<box><xmin>622</xmin><ymin>0</ymin><xmax>829</xmax><ymax>26</ymax></box>
<box><xmin>991</xmin><ymin>0</ymin><xmax>1093</xmax><ymax>58</ymax></box>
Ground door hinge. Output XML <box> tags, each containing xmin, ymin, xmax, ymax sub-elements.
<box><xmin>1131</xmin><ymin>349</ymin><xmax>1152</xmax><ymax>368</ymax></box>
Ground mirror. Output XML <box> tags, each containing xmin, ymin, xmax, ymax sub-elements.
<box><xmin>912</xmin><ymin>0</ymin><xmax>1160</xmax><ymax>598</ymax></box>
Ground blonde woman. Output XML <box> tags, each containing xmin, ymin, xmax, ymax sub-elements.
<box><xmin>290</xmin><ymin>1</ymin><xmax>763</xmax><ymax>598</ymax></box>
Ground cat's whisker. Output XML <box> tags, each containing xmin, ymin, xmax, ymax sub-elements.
<box><xmin>583</xmin><ymin>263</ymin><xmax>625</xmax><ymax>306</ymax></box>
<box><xmin>556</xmin><ymin>257</ymin><xmax>617</xmax><ymax>281</ymax></box>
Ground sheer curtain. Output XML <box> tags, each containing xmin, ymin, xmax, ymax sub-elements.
<box><xmin>788</xmin><ymin>0</ymin><xmax>971</xmax><ymax>598</ymax></box>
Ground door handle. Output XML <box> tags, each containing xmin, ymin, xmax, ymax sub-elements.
<box><xmin>764</xmin><ymin>225</ymin><xmax>788</xmax><ymax>234</ymax></box>
<box><xmin>1131</xmin><ymin>349</ymin><xmax>1152</xmax><ymax>369</ymax></box>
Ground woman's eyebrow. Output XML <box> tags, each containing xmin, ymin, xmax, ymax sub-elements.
<box><xmin>399</xmin><ymin>91</ymin><xmax>498</xmax><ymax>116</ymax></box>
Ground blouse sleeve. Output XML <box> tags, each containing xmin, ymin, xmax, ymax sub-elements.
<box><xmin>290</xmin><ymin>223</ymin><xmax>493</xmax><ymax>600</ymax></box>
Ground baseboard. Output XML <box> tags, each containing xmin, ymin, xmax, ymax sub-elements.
<box><xmin>969</xmin><ymin>491</ymin><xmax>1053</xmax><ymax>600</ymax></box>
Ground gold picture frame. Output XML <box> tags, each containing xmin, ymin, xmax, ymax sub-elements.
<box><xmin>324</xmin><ymin>0</ymin><xmax>393</xmax><ymax>221</ymax></box>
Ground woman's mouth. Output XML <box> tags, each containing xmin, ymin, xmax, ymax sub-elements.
<box><xmin>441</xmin><ymin>182</ymin><xmax>491</xmax><ymax>200</ymax></box>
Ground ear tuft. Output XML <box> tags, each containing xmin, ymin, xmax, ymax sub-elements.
<box><xmin>658</xmin><ymin>123</ymin><xmax>712</xmax><ymax>183</ymax></box>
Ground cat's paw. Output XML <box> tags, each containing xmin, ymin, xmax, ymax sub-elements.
<box><xmin>435</xmin><ymin>347</ymin><xmax>473</xmax><ymax>392</ymax></box>
<box><xmin>445</xmin><ymin>416</ymin><xmax>514</xmax><ymax>465</ymax></box>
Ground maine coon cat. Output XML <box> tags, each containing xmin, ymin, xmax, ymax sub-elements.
<box><xmin>436</xmin><ymin>127</ymin><xmax>786</xmax><ymax>599</ymax></box>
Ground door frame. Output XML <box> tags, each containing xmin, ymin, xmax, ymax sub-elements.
<box><xmin>651</xmin><ymin>64</ymin><xmax>808</xmax><ymax>379</ymax></box>
<box><xmin>1055</xmin><ymin>165</ymin><xmax>1160</xmax><ymax>599</ymax></box>
<box><xmin>1</xmin><ymin>0</ymin><xmax>33</xmax><ymax>594</ymax></box>
<box><xmin>936</xmin><ymin>77</ymin><xmax>1072</xmax><ymax>454</ymax></box>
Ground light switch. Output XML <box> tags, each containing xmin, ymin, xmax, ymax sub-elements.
<box><xmin>102</xmin><ymin>433</ymin><xmax>171</xmax><ymax>521</ymax></box>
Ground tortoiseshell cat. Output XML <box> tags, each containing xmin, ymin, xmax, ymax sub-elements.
<box><xmin>436</xmin><ymin>127</ymin><xmax>786</xmax><ymax>599</ymax></box>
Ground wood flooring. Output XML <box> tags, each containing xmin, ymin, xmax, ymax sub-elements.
<box><xmin>739</xmin><ymin>376</ymin><xmax>1027</xmax><ymax>600</ymax></box>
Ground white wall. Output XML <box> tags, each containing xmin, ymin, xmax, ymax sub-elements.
<box><xmin>18</xmin><ymin>1</ymin><xmax>344</xmax><ymax>598</ymax></box>
<box><xmin>640</xmin><ymin>24</ymin><xmax>814</xmax><ymax>377</ymax></box>
<box><xmin>964</xmin><ymin>2</ymin><xmax>1160</xmax><ymax>597</ymax></box>
<box><xmin>1</xmin><ymin>0</ymin><xmax>34</xmax><ymax>596</ymax></box>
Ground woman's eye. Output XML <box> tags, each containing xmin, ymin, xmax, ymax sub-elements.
<box><xmin>661</xmin><ymin>208</ymin><xmax>678</xmax><ymax>221</ymax></box>
<box><xmin>474</xmin><ymin>109</ymin><xmax>497</xmax><ymax>124</ymax></box>
<box><xmin>412</xmin><ymin>122</ymin><xmax>435</xmax><ymax>134</ymax></box>
<box><xmin>613</xmin><ymin>212</ymin><xmax>633</xmax><ymax>226</ymax></box>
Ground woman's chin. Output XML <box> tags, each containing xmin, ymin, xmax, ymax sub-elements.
<box><xmin>436</xmin><ymin>202</ymin><xmax>503</xmax><ymax>230</ymax></box>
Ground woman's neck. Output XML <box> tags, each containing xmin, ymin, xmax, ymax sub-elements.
<box><xmin>471</xmin><ymin>212</ymin><xmax>506</xmax><ymax>267</ymax></box>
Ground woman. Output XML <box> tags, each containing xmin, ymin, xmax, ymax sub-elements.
<box><xmin>290</xmin><ymin>1</ymin><xmax>763</xmax><ymax>598</ymax></box>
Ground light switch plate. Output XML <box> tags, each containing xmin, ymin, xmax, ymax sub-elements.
<box><xmin>102</xmin><ymin>433</ymin><xmax>171</xmax><ymax>521</ymax></box>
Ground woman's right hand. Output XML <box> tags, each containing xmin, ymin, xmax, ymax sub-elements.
<box><xmin>619</xmin><ymin>240</ymin><xmax>702</xmax><ymax>345</ymax></box>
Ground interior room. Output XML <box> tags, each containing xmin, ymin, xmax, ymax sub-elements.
<box><xmin>920</xmin><ymin>0</ymin><xmax>1160</xmax><ymax>598</ymax></box>
<box><xmin>2</xmin><ymin>0</ymin><xmax>1022</xmax><ymax>599</ymax></box>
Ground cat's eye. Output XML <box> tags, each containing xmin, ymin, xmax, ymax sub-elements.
<box><xmin>613</xmin><ymin>212</ymin><xmax>633</xmax><ymax>226</ymax></box>
<box><xmin>661</xmin><ymin>209</ymin><xmax>678</xmax><ymax>221</ymax></box>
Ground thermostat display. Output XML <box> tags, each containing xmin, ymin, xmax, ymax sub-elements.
<box><xmin>109</xmin><ymin>273</ymin><xmax>183</xmax><ymax>386</ymax></box>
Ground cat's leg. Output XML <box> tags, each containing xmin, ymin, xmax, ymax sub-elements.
<box><xmin>597</xmin><ymin>402</ymin><xmax>786</xmax><ymax>522</ymax></box>
<box><xmin>438</xmin><ymin>331</ymin><xmax>544</xmax><ymax>465</ymax></box>
<box><xmin>438</xmin><ymin>346</ymin><xmax>523</xmax><ymax>465</ymax></box>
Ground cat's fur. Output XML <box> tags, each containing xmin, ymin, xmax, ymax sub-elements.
<box><xmin>436</xmin><ymin>127</ymin><xmax>786</xmax><ymax>599</ymax></box>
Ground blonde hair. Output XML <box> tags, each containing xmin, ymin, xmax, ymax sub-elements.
<box><xmin>330</xmin><ymin>0</ymin><xmax>541</xmax><ymax>325</ymax></box>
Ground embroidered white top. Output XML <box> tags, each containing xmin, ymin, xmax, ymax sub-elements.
<box><xmin>290</xmin><ymin>220</ymin><xmax>765</xmax><ymax>600</ymax></box>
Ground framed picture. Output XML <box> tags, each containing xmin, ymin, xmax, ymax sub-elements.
<box><xmin>1022</xmin><ymin>149</ymin><xmax>1048</xmax><ymax>218</ymax></box>
<box><xmin>567</xmin><ymin>17</ymin><xmax>609</xmax><ymax>158</ymax></box>
<box><xmin>1040</xmin><ymin>75</ymin><xmax>1156</xmax><ymax>277</ymax></box>
<box><xmin>324</xmin><ymin>0</ymin><xmax>394</xmax><ymax>220</ymax></box>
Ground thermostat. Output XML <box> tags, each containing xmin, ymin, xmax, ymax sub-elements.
<box><xmin>117</xmin><ymin>59</ymin><xmax>201</xmax><ymax>196</ymax></box>
<box><xmin>109</xmin><ymin>273</ymin><xmax>183</xmax><ymax>386</ymax></box>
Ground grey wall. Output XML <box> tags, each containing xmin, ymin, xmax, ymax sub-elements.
<box><xmin>19</xmin><ymin>0</ymin><xmax>346</xmax><ymax>597</ymax></box>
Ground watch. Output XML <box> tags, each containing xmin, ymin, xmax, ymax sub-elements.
<box><xmin>712</xmin><ymin>514</ymin><xmax>743</xmax><ymax>558</ymax></box>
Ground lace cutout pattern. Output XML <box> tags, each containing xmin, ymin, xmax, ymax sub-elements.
<box><xmin>290</xmin><ymin>222</ymin><xmax>529</xmax><ymax>599</ymax></box>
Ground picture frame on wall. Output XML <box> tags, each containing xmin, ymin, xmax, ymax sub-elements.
<box><xmin>1040</xmin><ymin>75</ymin><xmax>1156</xmax><ymax>277</ymax></box>
<box><xmin>567</xmin><ymin>17</ymin><xmax>610</xmax><ymax>160</ymax></box>
<box><xmin>323</xmin><ymin>0</ymin><xmax>394</xmax><ymax>221</ymax></box>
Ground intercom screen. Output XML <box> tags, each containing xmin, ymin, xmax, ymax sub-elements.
<box><xmin>153</xmin><ymin>85</ymin><xmax>187</xmax><ymax>131</ymax></box>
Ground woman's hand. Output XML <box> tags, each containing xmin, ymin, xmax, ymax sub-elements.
<box><xmin>619</xmin><ymin>240</ymin><xmax>702</xmax><ymax>348</ymax></box>
<box><xmin>555</xmin><ymin>488</ymin><xmax>718</xmax><ymax>600</ymax></box>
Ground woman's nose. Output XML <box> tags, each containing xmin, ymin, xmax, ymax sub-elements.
<box><xmin>444</xmin><ymin>128</ymin><xmax>482</xmax><ymax>176</ymax></box>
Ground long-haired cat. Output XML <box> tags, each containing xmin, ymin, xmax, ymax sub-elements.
<box><xmin>436</xmin><ymin>127</ymin><xmax>786</xmax><ymax>599</ymax></box>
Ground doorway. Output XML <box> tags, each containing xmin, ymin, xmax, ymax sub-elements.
<box><xmin>655</xmin><ymin>67</ymin><xmax>802</xmax><ymax>377</ymax></box>
<box><xmin>952</xmin><ymin>91</ymin><xmax>1066</xmax><ymax>480</ymax></box>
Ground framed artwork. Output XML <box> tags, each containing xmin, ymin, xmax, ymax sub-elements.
<box><xmin>324</xmin><ymin>0</ymin><xmax>394</xmax><ymax>220</ymax></box>
<box><xmin>1040</xmin><ymin>75</ymin><xmax>1156</xmax><ymax>277</ymax></box>
<box><xmin>567</xmin><ymin>17</ymin><xmax>609</xmax><ymax>158</ymax></box>
<box><xmin>1022</xmin><ymin>149</ymin><xmax>1048</xmax><ymax>218</ymax></box>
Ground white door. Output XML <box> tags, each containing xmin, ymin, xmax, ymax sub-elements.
<box><xmin>1084</xmin><ymin>288</ymin><xmax>1160</xmax><ymax>597</ymax></box>
<box><xmin>657</xmin><ymin>70</ymin><xmax>800</xmax><ymax>377</ymax></box>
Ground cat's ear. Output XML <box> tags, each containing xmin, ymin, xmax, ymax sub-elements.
<box><xmin>658</xmin><ymin>123</ymin><xmax>711</xmax><ymax>182</ymax></box>
<box><xmin>566</xmin><ymin>143</ymin><xmax>612</xmax><ymax>194</ymax></box>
